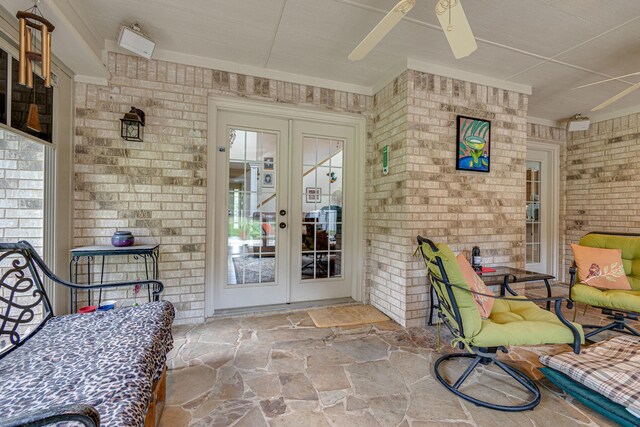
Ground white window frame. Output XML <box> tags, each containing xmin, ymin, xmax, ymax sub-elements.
<box><xmin>0</xmin><ymin>26</ymin><xmax>74</xmax><ymax>314</ymax></box>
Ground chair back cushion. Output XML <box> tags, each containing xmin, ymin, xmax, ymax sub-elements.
<box><xmin>420</xmin><ymin>242</ymin><xmax>482</xmax><ymax>337</ymax></box>
<box><xmin>571</xmin><ymin>244</ymin><xmax>631</xmax><ymax>290</ymax></box>
<box><xmin>456</xmin><ymin>254</ymin><xmax>494</xmax><ymax>318</ymax></box>
<box><xmin>577</xmin><ymin>233</ymin><xmax>640</xmax><ymax>289</ymax></box>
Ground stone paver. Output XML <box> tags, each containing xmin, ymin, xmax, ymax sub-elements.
<box><xmin>245</xmin><ymin>373</ymin><xmax>282</xmax><ymax>399</ymax></box>
<box><xmin>162</xmin><ymin>304</ymin><xmax>622</xmax><ymax>426</ymax></box>
<box><xmin>166</xmin><ymin>364</ymin><xmax>216</xmax><ymax>406</ymax></box>
<box><xmin>307</xmin><ymin>365</ymin><xmax>351</xmax><ymax>392</ymax></box>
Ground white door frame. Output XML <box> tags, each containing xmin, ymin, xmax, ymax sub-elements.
<box><xmin>526</xmin><ymin>140</ymin><xmax>560</xmax><ymax>278</ymax></box>
<box><xmin>206</xmin><ymin>97</ymin><xmax>366</xmax><ymax>316</ymax></box>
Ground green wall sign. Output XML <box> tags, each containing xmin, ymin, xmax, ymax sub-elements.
<box><xmin>382</xmin><ymin>145</ymin><xmax>389</xmax><ymax>175</ymax></box>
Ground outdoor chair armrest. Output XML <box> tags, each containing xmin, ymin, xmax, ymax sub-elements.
<box><xmin>568</xmin><ymin>262</ymin><xmax>578</xmax><ymax>297</ymax></box>
<box><xmin>53</xmin><ymin>278</ymin><xmax>164</xmax><ymax>296</ymax></box>
<box><xmin>0</xmin><ymin>404</ymin><xmax>100</xmax><ymax>427</ymax></box>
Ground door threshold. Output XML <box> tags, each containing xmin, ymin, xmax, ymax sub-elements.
<box><xmin>210</xmin><ymin>297</ymin><xmax>357</xmax><ymax>319</ymax></box>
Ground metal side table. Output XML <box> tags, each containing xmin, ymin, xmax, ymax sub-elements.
<box><xmin>69</xmin><ymin>244</ymin><xmax>159</xmax><ymax>312</ymax></box>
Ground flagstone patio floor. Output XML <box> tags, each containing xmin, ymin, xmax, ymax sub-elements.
<box><xmin>160</xmin><ymin>289</ymin><xmax>623</xmax><ymax>427</ymax></box>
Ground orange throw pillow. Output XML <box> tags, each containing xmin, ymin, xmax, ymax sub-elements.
<box><xmin>456</xmin><ymin>253</ymin><xmax>494</xmax><ymax>318</ymax></box>
<box><xmin>571</xmin><ymin>244</ymin><xmax>631</xmax><ymax>290</ymax></box>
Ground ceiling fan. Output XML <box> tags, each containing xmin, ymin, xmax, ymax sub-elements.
<box><xmin>348</xmin><ymin>0</ymin><xmax>477</xmax><ymax>61</ymax></box>
<box><xmin>574</xmin><ymin>72</ymin><xmax>640</xmax><ymax>112</ymax></box>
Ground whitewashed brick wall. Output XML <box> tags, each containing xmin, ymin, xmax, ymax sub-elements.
<box><xmin>366</xmin><ymin>73</ymin><xmax>409</xmax><ymax>325</ymax></box>
<box><xmin>565</xmin><ymin>114</ymin><xmax>640</xmax><ymax>271</ymax></box>
<box><xmin>75</xmin><ymin>53</ymin><xmax>535</xmax><ymax>326</ymax></box>
<box><xmin>368</xmin><ymin>70</ymin><xmax>529</xmax><ymax>327</ymax></box>
<box><xmin>74</xmin><ymin>52</ymin><xmax>371</xmax><ymax>324</ymax></box>
<box><xmin>0</xmin><ymin>129</ymin><xmax>44</xmax><ymax>253</ymax></box>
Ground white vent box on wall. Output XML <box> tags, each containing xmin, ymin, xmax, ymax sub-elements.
<box><xmin>567</xmin><ymin>118</ymin><xmax>591</xmax><ymax>132</ymax></box>
<box><xmin>118</xmin><ymin>26</ymin><xmax>155</xmax><ymax>59</ymax></box>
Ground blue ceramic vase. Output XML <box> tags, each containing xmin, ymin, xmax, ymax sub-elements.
<box><xmin>111</xmin><ymin>231</ymin><xmax>134</xmax><ymax>247</ymax></box>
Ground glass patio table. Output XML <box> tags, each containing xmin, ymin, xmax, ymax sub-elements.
<box><xmin>478</xmin><ymin>266</ymin><xmax>555</xmax><ymax>310</ymax></box>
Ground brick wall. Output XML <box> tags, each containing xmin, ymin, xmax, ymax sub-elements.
<box><xmin>0</xmin><ymin>129</ymin><xmax>46</xmax><ymax>345</ymax></box>
<box><xmin>0</xmin><ymin>129</ymin><xmax>45</xmax><ymax>252</ymax></box>
<box><xmin>366</xmin><ymin>73</ymin><xmax>409</xmax><ymax>324</ymax></box>
<box><xmin>405</xmin><ymin>70</ymin><xmax>529</xmax><ymax>325</ymax></box>
<box><xmin>565</xmin><ymin>113</ymin><xmax>640</xmax><ymax>270</ymax></box>
<box><xmin>369</xmin><ymin>70</ymin><xmax>529</xmax><ymax>327</ymax></box>
<box><xmin>74</xmin><ymin>52</ymin><xmax>371</xmax><ymax>324</ymax></box>
<box><xmin>527</xmin><ymin>123</ymin><xmax>568</xmax><ymax>280</ymax></box>
<box><xmin>75</xmin><ymin>53</ymin><xmax>533</xmax><ymax>326</ymax></box>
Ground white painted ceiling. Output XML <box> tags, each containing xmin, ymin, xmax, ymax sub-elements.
<box><xmin>31</xmin><ymin>1</ymin><xmax>640</xmax><ymax>120</ymax></box>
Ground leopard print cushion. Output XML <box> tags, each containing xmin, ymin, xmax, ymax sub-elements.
<box><xmin>0</xmin><ymin>301</ymin><xmax>174</xmax><ymax>426</ymax></box>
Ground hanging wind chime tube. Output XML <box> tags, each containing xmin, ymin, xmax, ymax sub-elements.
<box><xmin>16</xmin><ymin>3</ymin><xmax>55</xmax><ymax>88</ymax></box>
<box><xmin>25</xmin><ymin>25</ymin><xmax>33</xmax><ymax>88</ymax></box>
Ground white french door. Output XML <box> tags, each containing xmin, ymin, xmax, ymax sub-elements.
<box><xmin>525</xmin><ymin>145</ymin><xmax>557</xmax><ymax>275</ymax></box>
<box><xmin>212</xmin><ymin>108</ymin><xmax>358</xmax><ymax>310</ymax></box>
<box><xmin>290</xmin><ymin>120</ymin><xmax>354</xmax><ymax>302</ymax></box>
<box><xmin>213</xmin><ymin>112</ymin><xmax>289</xmax><ymax>308</ymax></box>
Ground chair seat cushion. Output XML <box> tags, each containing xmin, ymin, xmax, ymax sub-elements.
<box><xmin>471</xmin><ymin>297</ymin><xmax>584</xmax><ymax>348</ymax></box>
<box><xmin>0</xmin><ymin>301</ymin><xmax>174</xmax><ymax>427</ymax></box>
<box><xmin>571</xmin><ymin>283</ymin><xmax>640</xmax><ymax>312</ymax></box>
<box><xmin>540</xmin><ymin>335</ymin><xmax>640</xmax><ymax>417</ymax></box>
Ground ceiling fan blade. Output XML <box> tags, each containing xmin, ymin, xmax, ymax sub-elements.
<box><xmin>573</xmin><ymin>72</ymin><xmax>640</xmax><ymax>90</ymax></box>
<box><xmin>592</xmin><ymin>81</ymin><xmax>640</xmax><ymax>111</ymax></box>
<box><xmin>348</xmin><ymin>0</ymin><xmax>416</xmax><ymax>61</ymax></box>
<box><xmin>435</xmin><ymin>0</ymin><xmax>477</xmax><ymax>59</ymax></box>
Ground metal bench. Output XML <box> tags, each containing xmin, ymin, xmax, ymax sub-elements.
<box><xmin>0</xmin><ymin>241</ymin><xmax>171</xmax><ymax>427</ymax></box>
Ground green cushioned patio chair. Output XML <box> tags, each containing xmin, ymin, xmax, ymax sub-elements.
<box><xmin>417</xmin><ymin>236</ymin><xmax>584</xmax><ymax>412</ymax></box>
<box><xmin>570</xmin><ymin>232</ymin><xmax>640</xmax><ymax>340</ymax></box>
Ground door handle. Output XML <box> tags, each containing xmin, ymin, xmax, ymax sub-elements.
<box><xmin>279</xmin><ymin>209</ymin><xmax>286</xmax><ymax>216</ymax></box>
<box><xmin>279</xmin><ymin>222</ymin><xmax>287</xmax><ymax>229</ymax></box>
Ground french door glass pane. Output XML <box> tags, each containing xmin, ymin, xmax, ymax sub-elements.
<box><xmin>227</xmin><ymin>128</ymin><xmax>277</xmax><ymax>285</ymax></box>
<box><xmin>526</xmin><ymin>161</ymin><xmax>541</xmax><ymax>264</ymax></box>
<box><xmin>301</xmin><ymin>136</ymin><xmax>343</xmax><ymax>280</ymax></box>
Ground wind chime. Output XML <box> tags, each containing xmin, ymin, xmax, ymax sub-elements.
<box><xmin>16</xmin><ymin>1</ymin><xmax>54</xmax><ymax>132</ymax></box>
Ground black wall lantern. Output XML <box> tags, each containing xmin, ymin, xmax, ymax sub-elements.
<box><xmin>120</xmin><ymin>107</ymin><xmax>145</xmax><ymax>141</ymax></box>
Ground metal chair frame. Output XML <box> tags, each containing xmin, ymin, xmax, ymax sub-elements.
<box><xmin>0</xmin><ymin>404</ymin><xmax>100</xmax><ymax>427</ymax></box>
<box><xmin>569</xmin><ymin>231</ymin><xmax>640</xmax><ymax>340</ymax></box>
<box><xmin>0</xmin><ymin>241</ymin><xmax>165</xmax><ymax>426</ymax></box>
<box><xmin>417</xmin><ymin>236</ymin><xmax>581</xmax><ymax>412</ymax></box>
